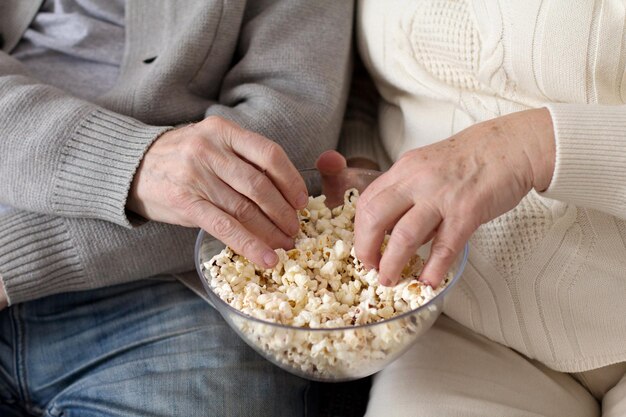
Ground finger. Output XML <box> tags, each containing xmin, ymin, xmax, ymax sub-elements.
<box><xmin>228</xmin><ymin>128</ymin><xmax>308</xmax><ymax>209</ymax></box>
<box><xmin>189</xmin><ymin>199</ymin><xmax>279</xmax><ymax>268</ymax></box>
<box><xmin>199</xmin><ymin>176</ymin><xmax>294</xmax><ymax>249</ymax></box>
<box><xmin>317</xmin><ymin>151</ymin><xmax>381</xmax><ymax>208</ymax></box>
<box><xmin>419</xmin><ymin>216</ymin><xmax>475</xmax><ymax>288</ymax></box>
<box><xmin>316</xmin><ymin>150</ymin><xmax>347</xmax><ymax>175</ymax></box>
<box><xmin>188</xmin><ymin>135</ymin><xmax>299</xmax><ymax>236</ymax></box>
<box><xmin>378</xmin><ymin>205</ymin><xmax>441</xmax><ymax>286</ymax></box>
<box><xmin>353</xmin><ymin>180</ymin><xmax>414</xmax><ymax>269</ymax></box>
<box><xmin>317</xmin><ymin>150</ymin><xmax>348</xmax><ymax>207</ymax></box>
<box><xmin>220</xmin><ymin>155</ymin><xmax>300</xmax><ymax>237</ymax></box>
<box><xmin>319</xmin><ymin>171</ymin><xmax>346</xmax><ymax>209</ymax></box>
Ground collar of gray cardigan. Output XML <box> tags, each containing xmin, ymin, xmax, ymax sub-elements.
<box><xmin>0</xmin><ymin>0</ymin><xmax>353</xmax><ymax>304</ymax></box>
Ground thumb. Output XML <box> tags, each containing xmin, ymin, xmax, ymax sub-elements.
<box><xmin>315</xmin><ymin>150</ymin><xmax>347</xmax><ymax>175</ymax></box>
<box><xmin>419</xmin><ymin>218</ymin><xmax>473</xmax><ymax>288</ymax></box>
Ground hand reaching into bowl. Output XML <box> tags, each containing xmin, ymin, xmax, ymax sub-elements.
<box><xmin>128</xmin><ymin>116</ymin><xmax>308</xmax><ymax>268</ymax></box>
<box><xmin>317</xmin><ymin>108</ymin><xmax>556</xmax><ymax>288</ymax></box>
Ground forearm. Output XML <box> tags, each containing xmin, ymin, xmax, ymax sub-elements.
<box><xmin>490</xmin><ymin>107</ymin><xmax>556</xmax><ymax>193</ymax></box>
<box><xmin>0</xmin><ymin>209</ymin><xmax>198</xmax><ymax>305</ymax></box>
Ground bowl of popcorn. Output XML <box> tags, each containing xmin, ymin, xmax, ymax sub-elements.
<box><xmin>195</xmin><ymin>168</ymin><xmax>468</xmax><ymax>382</ymax></box>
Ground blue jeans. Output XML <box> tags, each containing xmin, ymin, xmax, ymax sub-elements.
<box><xmin>0</xmin><ymin>279</ymin><xmax>313</xmax><ymax>416</ymax></box>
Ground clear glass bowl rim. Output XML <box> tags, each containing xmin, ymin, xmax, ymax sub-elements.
<box><xmin>194</xmin><ymin>167</ymin><xmax>469</xmax><ymax>332</ymax></box>
<box><xmin>195</xmin><ymin>232</ymin><xmax>468</xmax><ymax>332</ymax></box>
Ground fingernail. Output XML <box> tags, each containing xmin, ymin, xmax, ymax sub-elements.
<box><xmin>296</xmin><ymin>192</ymin><xmax>308</xmax><ymax>208</ymax></box>
<box><xmin>419</xmin><ymin>277</ymin><xmax>431</xmax><ymax>287</ymax></box>
<box><xmin>263</xmin><ymin>251</ymin><xmax>278</xmax><ymax>267</ymax></box>
<box><xmin>379</xmin><ymin>276</ymin><xmax>392</xmax><ymax>287</ymax></box>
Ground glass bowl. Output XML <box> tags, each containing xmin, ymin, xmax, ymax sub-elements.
<box><xmin>195</xmin><ymin>168</ymin><xmax>469</xmax><ymax>382</ymax></box>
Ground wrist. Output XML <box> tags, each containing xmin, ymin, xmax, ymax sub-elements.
<box><xmin>127</xmin><ymin>128</ymin><xmax>177</xmax><ymax>218</ymax></box>
<box><xmin>517</xmin><ymin>108</ymin><xmax>556</xmax><ymax>192</ymax></box>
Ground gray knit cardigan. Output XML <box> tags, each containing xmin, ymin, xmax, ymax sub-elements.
<box><xmin>0</xmin><ymin>0</ymin><xmax>353</xmax><ymax>304</ymax></box>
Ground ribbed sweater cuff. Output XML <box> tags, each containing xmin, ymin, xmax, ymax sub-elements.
<box><xmin>541</xmin><ymin>103</ymin><xmax>626</xmax><ymax>216</ymax></box>
<box><xmin>338</xmin><ymin>120</ymin><xmax>379</xmax><ymax>163</ymax></box>
<box><xmin>0</xmin><ymin>211</ymin><xmax>84</xmax><ymax>305</ymax></box>
<box><xmin>52</xmin><ymin>109</ymin><xmax>172</xmax><ymax>228</ymax></box>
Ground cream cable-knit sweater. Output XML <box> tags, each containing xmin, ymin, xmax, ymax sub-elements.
<box><xmin>351</xmin><ymin>0</ymin><xmax>626</xmax><ymax>372</ymax></box>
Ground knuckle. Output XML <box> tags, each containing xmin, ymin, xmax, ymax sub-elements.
<box><xmin>463</xmin><ymin>212</ymin><xmax>481</xmax><ymax>232</ymax></box>
<box><xmin>233</xmin><ymin>199</ymin><xmax>257</xmax><ymax>224</ymax></box>
<box><xmin>455</xmin><ymin>195</ymin><xmax>478</xmax><ymax>214</ymax></box>
<box><xmin>178</xmin><ymin>123</ymin><xmax>198</xmax><ymax>139</ymax></box>
<box><xmin>358</xmin><ymin>204</ymin><xmax>382</xmax><ymax>229</ymax></box>
<box><xmin>420</xmin><ymin>198</ymin><xmax>441</xmax><ymax>217</ymax></box>
<box><xmin>182</xmin><ymin>121</ymin><xmax>200</xmax><ymax>134</ymax></box>
<box><xmin>202</xmin><ymin>115</ymin><xmax>227</xmax><ymax>130</ymax></box>
<box><xmin>180</xmin><ymin>135</ymin><xmax>206</xmax><ymax>159</ymax></box>
<box><xmin>210</xmin><ymin>215</ymin><xmax>238</xmax><ymax>239</ymax></box>
<box><xmin>248</xmin><ymin>172</ymin><xmax>272</xmax><ymax>199</ymax></box>
<box><xmin>391</xmin><ymin>227</ymin><xmax>417</xmax><ymax>248</ymax></box>
<box><xmin>168</xmin><ymin>190</ymin><xmax>193</xmax><ymax>210</ymax></box>
<box><xmin>261</xmin><ymin>141</ymin><xmax>284</xmax><ymax>165</ymax></box>
<box><xmin>238</xmin><ymin>237</ymin><xmax>257</xmax><ymax>259</ymax></box>
<box><xmin>397</xmin><ymin>150</ymin><xmax>417</xmax><ymax>167</ymax></box>
<box><xmin>432</xmin><ymin>241</ymin><xmax>456</xmax><ymax>261</ymax></box>
<box><xmin>208</xmin><ymin>153</ymin><xmax>229</xmax><ymax>174</ymax></box>
<box><xmin>280</xmin><ymin>206</ymin><xmax>296</xmax><ymax>222</ymax></box>
<box><xmin>455</xmin><ymin>200</ymin><xmax>473</xmax><ymax>218</ymax></box>
<box><xmin>397</xmin><ymin>151</ymin><xmax>412</xmax><ymax>165</ymax></box>
<box><xmin>448</xmin><ymin>211</ymin><xmax>480</xmax><ymax>236</ymax></box>
<box><xmin>178</xmin><ymin>199</ymin><xmax>210</xmax><ymax>227</ymax></box>
<box><xmin>201</xmin><ymin>116</ymin><xmax>235</xmax><ymax>144</ymax></box>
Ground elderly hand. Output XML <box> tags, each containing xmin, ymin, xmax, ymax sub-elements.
<box><xmin>355</xmin><ymin>108</ymin><xmax>556</xmax><ymax>287</ymax></box>
<box><xmin>128</xmin><ymin>116</ymin><xmax>308</xmax><ymax>268</ymax></box>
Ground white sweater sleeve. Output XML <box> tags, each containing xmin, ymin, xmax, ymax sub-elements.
<box><xmin>541</xmin><ymin>103</ymin><xmax>626</xmax><ymax>219</ymax></box>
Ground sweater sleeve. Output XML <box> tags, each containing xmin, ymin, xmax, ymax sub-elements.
<box><xmin>204</xmin><ymin>0</ymin><xmax>354</xmax><ymax>169</ymax></box>
<box><xmin>0</xmin><ymin>53</ymin><xmax>171</xmax><ymax>228</ymax></box>
<box><xmin>0</xmin><ymin>209</ymin><xmax>199</xmax><ymax>305</ymax></box>
<box><xmin>337</xmin><ymin>55</ymin><xmax>392</xmax><ymax>170</ymax></box>
<box><xmin>540</xmin><ymin>103</ymin><xmax>626</xmax><ymax>219</ymax></box>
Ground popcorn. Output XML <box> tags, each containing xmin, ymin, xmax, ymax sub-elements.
<box><xmin>200</xmin><ymin>189</ymin><xmax>453</xmax><ymax>379</ymax></box>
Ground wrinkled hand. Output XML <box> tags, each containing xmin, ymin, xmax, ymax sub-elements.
<box><xmin>128</xmin><ymin>116</ymin><xmax>308</xmax><ymax>268</ymax></box>
<box><xmin>355</xmin><ymin>108</ymin><xmax>556</xmax><ymax>287</ymax></box>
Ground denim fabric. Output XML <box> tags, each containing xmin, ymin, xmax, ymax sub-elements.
<box><xmin>0</xmin><ymin>279</ymin><xmax>312</xmax><ymax>417</ymax></box>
